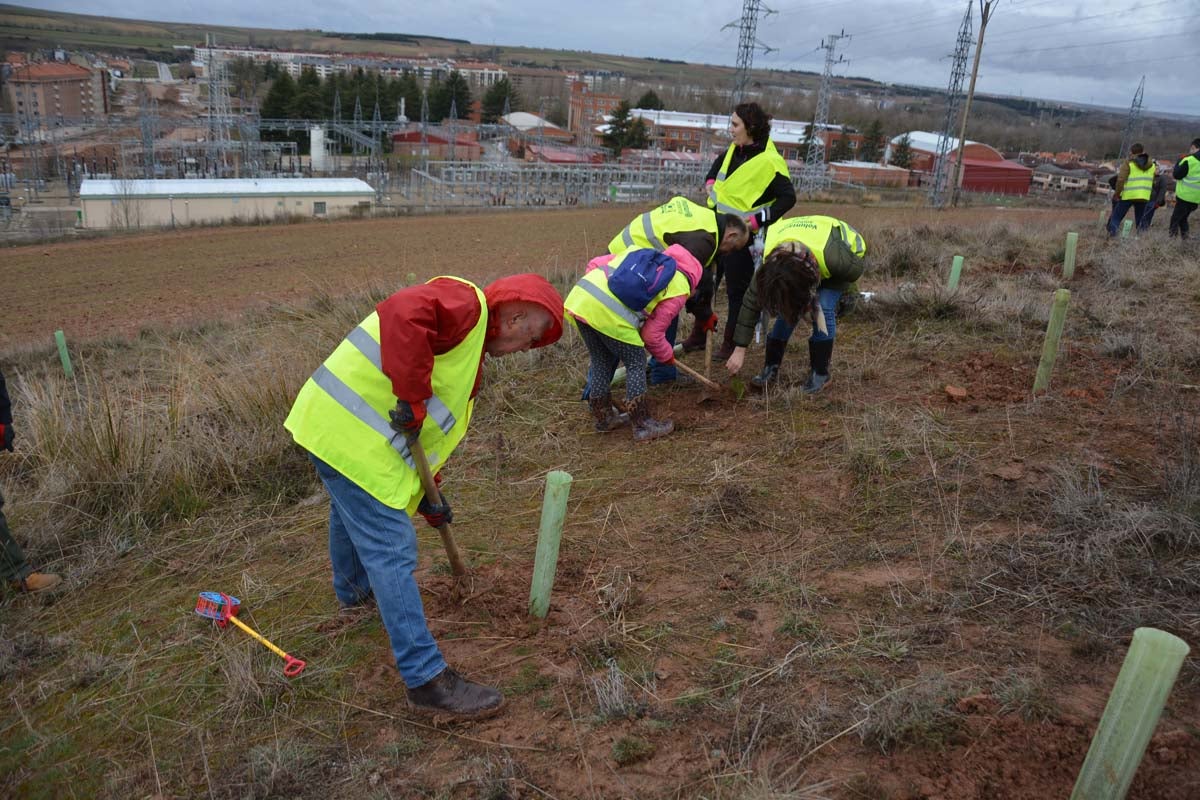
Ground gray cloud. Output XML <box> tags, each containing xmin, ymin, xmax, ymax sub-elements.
<box><xmin>17</xmin><ymin>0</ymin><xmax>1196</xmax><ymax>113</ymax></box>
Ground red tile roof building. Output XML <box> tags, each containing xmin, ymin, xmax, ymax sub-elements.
<box><xmin>4</xmin><ymin>62</ymin><xmax>108</xmax><ymax>127</ymax></box>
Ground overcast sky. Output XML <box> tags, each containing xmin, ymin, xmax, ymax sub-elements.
<box><xmin>19</xmin><ymin>0</ymin><xmax>1199</xmax><ymax>115</ymax></box>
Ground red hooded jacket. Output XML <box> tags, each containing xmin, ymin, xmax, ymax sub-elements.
<box><xmin>377</xmin><ymin>275</ymin><xmax>563</xmax><ymax>424</ymax></box>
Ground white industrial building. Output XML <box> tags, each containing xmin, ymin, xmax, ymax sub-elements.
<box><xmin>78</xmin><ymin>178</ymin><xmax>376</xmax><ymax>229</ymax></box>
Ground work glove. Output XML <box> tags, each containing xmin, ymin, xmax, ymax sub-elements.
<box><xmin>417</xmin><ymin>492</ymin><xmax>453</xmax><ymax>529</ymax></box>
<box><xmin>746</xmin><ymin>213</ymin><xmax>761</xmax><ymax>233</ymax></box>
<box><xmin>0</xmin><ymin>422</ymin><xmax>11</xmax><ymax>452</ymax></box>
<box><xmin>388</xmin><ymin>399</ymin><xmax>426</xmax><ymax>439</ymax></box>
<box><xmin>701</xmin><ymin>313</ymin><xmax>719</xmax><ymax>333</ymax></box>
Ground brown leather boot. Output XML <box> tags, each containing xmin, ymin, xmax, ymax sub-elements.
<box><xmin>9</xmin><ymin>572</ymin><xmax>62</xmax><ymax>593</ymax></box>
<box><xmin>628</xmin><ymin>394</ymin><xmax>673</xmax><ymax>442</ymax></box>
<box><xmin>407</xmin><ymin>667</ymin><xmax>505</xmax><ymax>720</ymax></box>
<box><xmin>588</xmin><ymin>393</ymin><xmax>631</xmax><ymax>433</ymax></box>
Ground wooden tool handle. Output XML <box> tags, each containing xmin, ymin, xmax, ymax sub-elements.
<box><xmin>408</xmin><ymin>437</ymin><xmax>470</xmax><ymax>577</ymax></box>
<box><xmin>674</xmin><ymin>360</ymin><xmax>722</xmax><ymax>392</ymax></box>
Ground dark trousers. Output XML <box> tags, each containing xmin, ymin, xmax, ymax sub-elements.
<box><xmin>716</xmin><ymin>244</ymin><xmax>756</xmax><ymax>329</ymax></box>
<box><xmin>0</xmin><ymin>487</ymin><xmax>31</xmax><ymax>582</ymax></box>
<box><xmin>1140</xmin><ymin>202</ymin><xmax>1162</xmax><ymax>229</ymax></box>
<box><xmin>1169</xmin><ymin>199</ymin><xmax>1197</xmax><ymax>239</ymax></box>
<box><xmin>1108</xmin><ymin>199</ymin><xmax>1147</xmax><ymax>236</ymax></box>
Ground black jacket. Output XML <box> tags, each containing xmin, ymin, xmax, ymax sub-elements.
<box><xmin>706</xmin><ymin>140</ymin><xmax>796</xmax><ymax>227</ymax></box>
<box><xmin>1174</xmin><ymin>154</ymin><xmax>1194</xmax><ymax>181</ymax></box>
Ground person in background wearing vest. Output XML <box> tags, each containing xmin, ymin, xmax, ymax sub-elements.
<box><xmin>1169</xmin><ymin>138</ymin><xmax>1200</xmax><ymax>240</ymax></box>
<box><xmin>1</xmin><ymin>368</ymin><xmax>63</xmax><ymax>595</ymax></box>
<box><xmin>1140</xmin><ymin>169</ymin><xmax>1168</xmax><ymax>229</ymax></box>
<box><xmin>706</xmin><ymin>102</ymin><xmax>796</xmax><ymax>361</ymax></box>
<box><xmin>1108</xmin><ymin>143</ymin><xmax>1155</xmax><ymax>236</ymax></box>
<box><xmin>284</xmin><ymin>275</ymin><xmax>564</xmax><ymax>720</ymax></box>
<box><xmin>724</xmin><ymin>216</ymin><xmax>868</xmax><ymax>393</ymax></box>
<box><xmin>607</xmin><ymin>197</ymin><xmax>750</xmax><ymax>384</ymax></box>
<box><xmin>564</xmin><ymin>244</ymin><xmax>706</xmax><ymax>442</ymax></box>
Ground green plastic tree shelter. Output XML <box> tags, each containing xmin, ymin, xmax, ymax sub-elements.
<box><xmin>54</xmin><ymin>330</ymin><xmax>74</xmax><ymax>378</ymax></box>
<box><xmin>947</xmin><ymin>255</ymin><xmax>964</xmax><ymax>291</ymax></box>
<box><xmin>1121</xmin><ymin>218</ymin><xmax>1133</xmax><ymax>238</ymax></box>
<box><xmin>529</xmin><ymin>470</ymin><xmax>573</xmax><ymax>619</ymax></box>
<box><xmin>1032</xmin><ymin>289</ymin><xmax>1070</xmax><ymax>394</ymax></box>
<box><xmin>1063</xmin><ymin>232</ymin><xmax>1079</xmax><ymax>280</ymax></box>
<box><xmin>1070</xmin><ymin>628</ymin><xmax>1190</xmax><ymax>800</ymax></box>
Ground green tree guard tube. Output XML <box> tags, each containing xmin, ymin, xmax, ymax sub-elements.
<box><xmin>948</xmin><ymin>255</ymin><xmax>964</xmax><ymax>291</ymax></box>
<box><xmin>1032</xmin><ymin>289</ymin><xmax>1070</xmax><ymax>394</ymax></box>
<box><xmin>1071</xmin><ymin>628</ymin><xmax>1190</xmax><ymax>800</ymax></box>
<box><xmin>1063</xmin><ymin>232</ymin><xmax>1078</xmax><ymax>280</ymax></box>
<box><xmin>1098</xmin><ymin>207</ymin><xmax>1108</xmax><ymax>227</ymax></box>
<box><xmin>529</xmin><ymin>470</ymin><xmax>573</xmax><ymax>619</ymax></box>
<box><xmin>1120</xmin><ymin>218</ymin><xmax>1133</xmax><ymax>238</ymax></box>
<box><xmin>54</xmin><ymin>330</ymin><xmax>74</xmax><ymax>378</ymax></box>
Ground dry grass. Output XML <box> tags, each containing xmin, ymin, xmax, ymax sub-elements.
<box><xmin>2</xmin><ymin>206</ymin><xmax>1198</xmax><ymax>798</ymax></box>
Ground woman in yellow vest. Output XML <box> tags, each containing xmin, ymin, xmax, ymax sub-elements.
<box><xmin>564</xmin><ymin>244</ymin><xmax>705</xmax><ymax>442</ymax></box>
<box><xmin>705</xmin><ymin>102</ymin><xmax>796</xmax><ymax>360</ymax></box>
<box><xmin>1108</xmin><ymin>142</ymin><xmax>1155</xmax><ymax>236</ymax></box>
<box><xmin>284</xmin><ymin>274</ymin><xmax>563</xmax><ymax>720</ymax></box>
<box><xmin>608</xmin><ymin>196</ymin><xmax>749</xmax><ymax>383</ymax></box>
<box><xmin>1169</xmin><ymin>138</ymin><xmax>1200</xmax><ymax>240</ymax></box>
<box><xmin>724</xmin><ymin>215</ymin><xmax>868</xmax><ymax>393</ymax></box>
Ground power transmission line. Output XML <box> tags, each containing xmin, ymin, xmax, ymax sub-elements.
<box><xmin>951</xmin><ymin>0</ymin><xmax>1000</xmax><ymax>207</ymax></box>
<box><xmin>1117</xmin><ymin>76</ymin><xmax>1145</xmax><ymax>161</ymax></box>
<box><xmin>724</xmin><ymin>0</ymin><xmax>776</xmax><ymax>106</ymax></box>
<box><xmin>931</xmin><ymin>2</ymin><xmax>973</xmax><ymax>209</ymax></box>
<box><xmin>798</xmin><ymin>30</ymin><xmax>849</xmax><ymax>195</ymax></box>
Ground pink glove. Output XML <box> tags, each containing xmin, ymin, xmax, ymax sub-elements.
<box><xmin>746</xmin><ymin>214</ymin><xmax>760</xmax><ymax>232</ymax></box>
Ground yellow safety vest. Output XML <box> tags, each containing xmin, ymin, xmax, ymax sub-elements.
<box><xmin>608</xmin><ymin>196</ymin><xmax>720</xmax><ymax>265</ymax></box>
<box><xmin>1176</xmin><ymin>155</ymin><xmax>1200</xmax><ymax>204</ymax></box>
<box><xmin>707</xmin><ymin>140</ymin><xmax>791</xmax><ymax>216</ymax></box>
<box><xmin>564</xmin><ymin>250</ymin><xmax>693</xmax><ymax>347</ymax></box>
<box><xmin>1120</xmin><ymin>160</ymin><xmax>1155</xmax><ymax>201</ymax></box>
<box><xmin>284</xmin><ymin>277</ymin><xmax>487</xmax><ymax>513</ymax></box>
<box><xmin>764</xmin><ymin>215</ymin><xmax>867</xmax><ymax>280</ymax></box>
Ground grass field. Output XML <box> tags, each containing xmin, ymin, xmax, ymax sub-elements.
<box><xmin>1</xmin><ymin>202</ymin><xmax>1198</xmax><ymax>798</ymax></box>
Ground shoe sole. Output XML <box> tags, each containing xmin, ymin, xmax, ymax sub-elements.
<box><xmin>406</xmin><ymin>697</ymin><xmax>507</xmax><ymax>723</ymax></box>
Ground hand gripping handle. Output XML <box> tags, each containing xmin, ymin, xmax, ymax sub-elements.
<box><xmin>283</xmin><ymin>654</ymin><xmax>307</xmax><ymax>678</ymax></box>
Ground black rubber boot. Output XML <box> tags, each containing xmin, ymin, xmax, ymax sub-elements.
<box><xmin>751</xmin><ymin>338</ymin><xmax>788</xmax><ymax>389</ymax></box>
<box><xmin>589</xmin><ymin>393</ymin><xmax>631</xmax><ymax>433</ymax></box>
<box><xmin>628</xmin><ymin>394</ymin><xmax>673</xmax><ymax>442</ymax></box>
<box><xmin>802</xmin><ymin>339</ymin><xmax>834</xmax><ymax>394</ymax></box>
<box><xmin>407</xmin><ymin>667</ymin><xmax>505</xmax><ymax>720</ymax></box>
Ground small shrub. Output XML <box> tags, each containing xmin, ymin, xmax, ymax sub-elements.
<box><xmin>611</xmin><ymin>735</ymin><xmax>655</xmax><ymax>766</ymax></box>
<box><xmin>859</xmin><ymin>673</ymin><xmax>964</xmax><ymax>753</ymax></box>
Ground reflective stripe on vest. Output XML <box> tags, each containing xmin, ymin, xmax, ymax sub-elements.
<box><xmin>1121</xmin><ymin>162</ymin><xmax>1154</xmax><ymax>201</ymax></box>
<box><xmin>765</xmin><ymin>215</ymin><xmax>867</xmax><ymax>279</ymax></box>
<box><xmin>707</xmin><ymin>140</ymin><xmax>791</xmax><ymax>216</ymax></box>
<box><xmin>564</xmin><ymin>253</ymin><xmax>692</xmax><ymax>348</ymax></box>
<box><xmin>1176</xmin><ymin>156</ymin><xmax>1200</xmax><ymax>203</ymax></box>
<box><xmin>609</xmin><ymin>197</ymin><xmax>716</xmax><ymax>260</ymax></box>
<box><xmin>577</xmin><ymin>278</ymin><xmax>644</xmax><ymax>328</ymax></box>
<box><xmin>284</xmin><ymin>278</ymin><xmax>486</xmax><ymax>511</ymax></box>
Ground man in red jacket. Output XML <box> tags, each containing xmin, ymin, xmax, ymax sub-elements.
<box><xmin>285</xmin><ymin>274</ymin><xmax>563</xmax><ymax>720</ymax></box>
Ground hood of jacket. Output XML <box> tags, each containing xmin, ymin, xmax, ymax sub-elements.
<box><xmin>1131</xmin><ymin>153</ymin><xmax>1152</xmax><ymax>170</ymax></box>
<box><xmin>661</xmin><ymin>243</ymin><xmax>705</xmax><ymax>291</ymax></box>
<box><xmin>483</xmin><ymin>273</ymin><xmax>564</xmax><ymax>348</ymax></box>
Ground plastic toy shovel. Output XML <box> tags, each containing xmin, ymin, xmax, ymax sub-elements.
<box><xmin>194</xmin><ymin>591</ymin><xmax>307</xmax><ymax>678</ymax></box>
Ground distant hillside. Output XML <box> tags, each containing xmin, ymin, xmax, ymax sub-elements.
<box><xmin>1</xmin><ymin>2</ymin><xmax>1193</xmax><ymax>158</ymax></box>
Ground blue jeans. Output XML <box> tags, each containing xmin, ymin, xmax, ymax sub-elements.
<box><xmin>647</xmin><ymin>316</ymin><xmax>678</xmax><ymax>384</ymax></box>
<box><xmin>1108</xmin><ymin>199</ymin><xmax>1146</xmax><ymax>236</ymax></box>
<box><xmin>310</xmin><ymin>454</ymin><xmax>446</xmax><ymax>688</ymax></box>
<box><xmin>767</xmin><ymin>287</ymin><xmax>842</xmax><ymax>344</ymax></box>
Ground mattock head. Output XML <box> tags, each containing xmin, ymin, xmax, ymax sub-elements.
<box><xmin>194</xmin><ymin>591</ymin><xmax>241</xmax><ymax>628</ymax></box>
